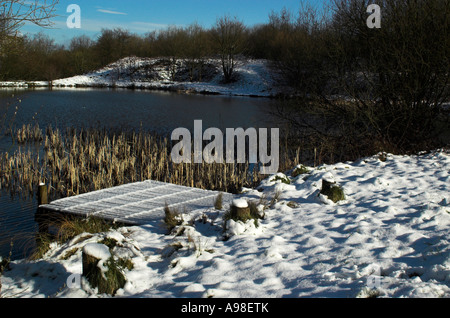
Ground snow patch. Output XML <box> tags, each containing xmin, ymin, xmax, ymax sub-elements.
<box><xmin>232</xmin><ymin>199</ymin><xmax>248</xmax><ymax>209</ymax></box>
<box><xmin>82</xmin><ymin>243</ymin><xmax>111</xmax><ymax>260</ymax></box>
<box><xmin>2</xmin><ymin>151</ymin><xmax>450</xmax><ymax>298</ymax></box>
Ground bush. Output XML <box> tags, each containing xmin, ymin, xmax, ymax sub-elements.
<box><xmin>271</xmin><ymin>0</ymin><xmax>450</xmax><ymax>165</ymax></box>
<box><xmin>270</xmin><ymin>173</ymin><xmax>291</xmax><ymax>184</ymax></box>
<box><xmin>329</xmin><ymin>0</ymin><xmax>450</xmax><ymax>153</ymax></box>
<box><xmin>214</xmin><ymin>192</ymin><xmax>223</xmax><ymax>210</ymax></box>
<box><xmin>291</xmin><ymin>165</ymin><xmax>310</xmax><ymax>177</ymax></box>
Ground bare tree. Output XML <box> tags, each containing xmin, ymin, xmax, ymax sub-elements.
<box><xmin>270</xmin><ymin>0</ymin><xmax>449</xmax><ymax>164</ymax></box>
<box><xmin>0</xmin><ymin>0</ymin><xmax>58</xmax><ymax>37</ymax></box>
<box><xmin>267</xmin><ymin>5</ymin><xmax>330</xmax><ymax>94</ymax></box>
<box><xmin>157</xmin><ymin>26</ymin><xmax>187</xmax><ymax>81</ymax></box>
<box><xmin>328</xmin><ymin>0</ymin><xmax>450</xmax><ymax>151</ymax></box>
<box><xmin>211</xmin><ymin>15</ymin><xmax>246</xmax><ymax>83</ymax></box>
<box><xmin>184</xmin><ymin>22</ymin><xmax>210</xmax><ymax>82</ymax></box>
<box><xmin>0</xmin><ymin>0</ymin><xmax>58</xmax><ymax>74</ymax></box>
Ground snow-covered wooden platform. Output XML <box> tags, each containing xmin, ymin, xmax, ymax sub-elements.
<box><xmin>39</xmin><ymin>180</ymin><xmax>233</xmax><ymax>225</ymax></box>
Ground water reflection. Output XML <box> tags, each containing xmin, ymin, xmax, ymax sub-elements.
<box><xmin>0</xmin><ymin>191</ymin><xmax>38</xmax><ymax>260</ymax></box>
<box><xmin>0</xmin><ymin>88</ymin><xmax>276</xmax><ymax>135</ymax></box>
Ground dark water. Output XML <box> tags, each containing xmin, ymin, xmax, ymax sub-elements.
<box><xmin>0</xmin><ymin>88</ymin><xmax>275</xmax><ymax>136</ymax></box>
<box><xmin>0</xmin><ymin>88</ymin><xmax>276</xmax><ymax>260</ymax></box>
<box><xmin>0</xmin><ymin>192</ymin><xmax>38</xmax><ymax>260</ymax></box>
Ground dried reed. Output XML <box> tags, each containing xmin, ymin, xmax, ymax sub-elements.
<box><xmin>2</xmin><ymin>125</ymin><xmax>294</xmax><ymax>201</ymax></box>
<box><xmin>14</xmin><ymin>123</ymin><xmax>43</xmax><ymax>144</ymax></box>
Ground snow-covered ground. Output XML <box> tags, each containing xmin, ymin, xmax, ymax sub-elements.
<box><xmin>1</xmin><ymin>151</ymin><xmax>449</xmax><ymax>298</ymax></box>
<box><xmin>0</xmin><ymin>57</ymin><xmax>284</xmax><ymax>98</ymax></box>
<box><xmin>0</xmin><ymin>81</ymin><xmax>48</xmax><ymax>88</ymax></box>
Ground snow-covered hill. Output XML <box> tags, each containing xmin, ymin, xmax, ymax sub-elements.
<box><xmin>0</xmin><ymin>57</ymin><xmax>285</xmax><ymax>97</ymax></box>
<box><xmin>2</xmin><ymin>151</ymin><xmax>449</xmax><ymax>298</ymax></box>
<box><xmin>51</xmin><ymin>57</ymin><xmax>284</xmax><ymax>98</ymax></box>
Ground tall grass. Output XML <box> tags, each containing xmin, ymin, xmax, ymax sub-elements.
<box><xmin>15</xmin><ymin>123</ymin><xmax>43</xmax><ymax>144</ymax></box>
<box><xmin>30</xmin><ymin>213</ymin><xmax>118</xmax><ymax>260</ymax></box>
<box><xmin>1</xmin><ymin>125</ymin><xmax>295</xmax><ymax>201</ymax></box>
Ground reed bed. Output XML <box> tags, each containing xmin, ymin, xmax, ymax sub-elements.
<box><xmin>0</xmin><ymin>150</ymin><xmax>42</xmax><ymax>199</ymax></box>
<box><xmin>15</xmin><ymin>123</ymin><xmax>43</xmax><ymax>144</ymax></box>
<box><xmin>1</xmin><ymin>125</ymin><xmax>295</xmax><ymax>201</ymax></box>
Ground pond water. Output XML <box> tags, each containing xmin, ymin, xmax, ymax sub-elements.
<box><xmin>0</xmin><ymin>88</ymin><xmax>277</xmax><ymax>260</ymax></box>
<box><xmin>0</xmin><ymin>88</ymin><xmax>276</xmax><ymax>136</ymax></box>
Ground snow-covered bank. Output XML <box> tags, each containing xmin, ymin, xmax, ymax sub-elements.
<box><xmin>0</xmin><ymin>81</ymin><xmax>48</xmax><ymax>88</ymax></box>
<box><xmin>1</xmin><ymin>151</ymin><xmax>449</xmax><ymax>298</ymax></box>
<box><xmin>0</xmin><ymin>57</ymin><xmax>285</xmax><ymax>98</ymax></box>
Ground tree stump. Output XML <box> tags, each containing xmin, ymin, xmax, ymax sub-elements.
<box><xmin>81</xmin><ymin>243</ymin><xmax>125</xmax><ymax>295</ymax></box>
<box><xmin>320</xmin><ymin>177</ymin><xmax>345</xmax><ymax>203</ymax></box>
<box><xmin>321</xmin><ymin>178</ymin><xmax>335</xmax><ymax>193</ymax></box>
<box><xmin>231</xmin><ymin>199</ymin><xmax>250</xmax><ymax>221</ymax></box>
<box><xmin>82</xmin><ymin>243</ymin><xmax>111</xmax><ymax>278</ymax></box>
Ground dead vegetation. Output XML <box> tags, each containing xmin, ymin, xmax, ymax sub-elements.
<box><xmin>1</xmin><ymin>125</ymin><xmax>289</xmax><ymax>201</ymax></box>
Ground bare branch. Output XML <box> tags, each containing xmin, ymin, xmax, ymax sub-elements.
<box><xmin>0</xmin><ymin>0</ymin><xmax>59</xmax><ymax>37</ymax></box>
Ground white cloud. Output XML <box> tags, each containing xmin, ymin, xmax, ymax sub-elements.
<box><xmin>97</xmin><ymin>9</ymin><xmax>127</xmax><ymax>16</ymax></box>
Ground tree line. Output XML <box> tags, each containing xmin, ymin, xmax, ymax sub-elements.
<box><xmin>1</xmin><ymin>0</ymin><xmax>449</xmax><ymax>159</ymax></box>
<box><xmin>0</xmin><ymin>17</ymin><xmax>242</xmax><ymax>82</ymax></box>
<box><xmin>271</xmin><ymin>0</ymin><xmax>449</xmax><ymax>161</ymax></box>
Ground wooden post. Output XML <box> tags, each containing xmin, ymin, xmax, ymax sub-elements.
<box><xmin>231</xmin><ymin>199</ymin><xmax>250</xmax><ymax>221</ymax></box>
<box><xmin>38</xmin><ymin>183</ymin><xmax>48</xmax><ymax>205</ymax></box>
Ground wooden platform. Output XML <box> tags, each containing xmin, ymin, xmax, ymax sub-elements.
<box><xmin>39</xmin><ymin>180</ymin><xmax>234</xmax><ymax>225</ymax></box>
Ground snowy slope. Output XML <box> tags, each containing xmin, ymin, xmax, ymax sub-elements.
<box><xmin>0</xmin><ymin>57</ymin><xmax>283</xmax><ymax>97</ymax></box>
<box><xmin>50</xmin><ymin>57</ymin><xmax>283</xmax><ymax>97</ymax></box>
<box><xmin>1</xmin><ymin>151</ymin><xmax>449</xmax><ymax>298</ymax></box>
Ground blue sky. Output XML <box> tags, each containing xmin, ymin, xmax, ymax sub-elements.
<box><xmin>21</xmin><ymin>0</ymin><xmax>324</xmax><ymax>46</ymax></box>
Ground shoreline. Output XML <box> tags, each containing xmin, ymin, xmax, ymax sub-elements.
<box><xmin>0</xmin><ymin>58</ymin><xmax>289</xmax><ymax>99</ymax></box>
<box><xmin>0</xmin><ymin>81</ymin><xmax>285</xmax><ymax>99</ymax></box>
